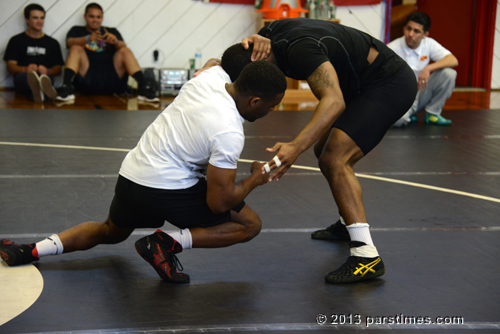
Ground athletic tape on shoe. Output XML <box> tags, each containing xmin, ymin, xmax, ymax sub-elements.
<box><xmin>350</xmin><ymin>244</ymin><xmax>379</xmax><ymax>257</ymax></box>
<box><xmin>264</xmin><ymin>163</ymin><xmax>271</xmax><ymax>173</ymax></box>
<box><xmin>273</xmin><ymin>156</ymin><xmax>282</xmax><ymax>168</ymax></box>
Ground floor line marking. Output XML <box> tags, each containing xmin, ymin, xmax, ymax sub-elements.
<box><xmin>384</xmin><ymin>134</ymin><xmax>500</xmax><ymax>139</ymax></box>
<box><xmin>0</xmin><ymin>174</ymin><xmax>119</xmax><ymax>179</ymax></box>
<box><xmin>14</xmin><ymin>322</ymin><xmax>500</xmax><ymax>333</ymax></box>
<box><xmin>2</xmin><ymin>171</ymin><xmax>500</xmax><ymax>179</ymax></box>
<box><xmin>1</xmin><ymin>141</ymin><xmax>499</xmax><ymax>203</ymax></box>
<box><xmin>2</xmin><ymin>227</ymin><xmax>499</xmax><ymax>239</ymax></box>
<box><xmin>240</xmin><ymin>159</ymin><xmax>500</xmax><ymax>203</ymax></box>
<box><xmin>0</xmin><ymin>141</ymin><xmax>130</xmax><ymax>152</ymax></box>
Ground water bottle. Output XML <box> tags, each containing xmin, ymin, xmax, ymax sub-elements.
<box><xmin>308</xmin><ymin>0</ymin><xmax>316</xmax><ymax>19</ymax></box>
<box><xmin>329</xmin><ymin>0</ymin><xmax>336</xmax><ymax>19</ymax></box>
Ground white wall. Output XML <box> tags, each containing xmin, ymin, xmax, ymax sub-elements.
<box><xmin>491</xmin><ymin>0</ymin><xmax>500</xmax><ymax>89</ymax></box>
<box><xmin>335</xmin><ymin>2</ymin><xmax>386</xmax><ymax>43</ymax></box>
<box><xmin>0</xmin><ymin>0</ymin><xmax>385</xmax><ymax>88</ymax></box>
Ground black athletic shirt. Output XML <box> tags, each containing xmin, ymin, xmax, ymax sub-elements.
<box><xmin>66</xmin><ymin>26</ymin><xmax>123</xmax><ymax>62</ymax></box>
<box><xmin>258</xmin><ymin>18</ymin><xmax>406</xmax><ymax>102</ymax></box>
<box><xmin>4</xmin><ymin>32</ymin><xmax>64</xmax><ymax>68</ymax></box>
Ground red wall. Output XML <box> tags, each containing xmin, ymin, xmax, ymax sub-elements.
<box><xmin>417</xmin><ymin>0</ymin><xmax>474</xmax><ymax>86</ymax></box>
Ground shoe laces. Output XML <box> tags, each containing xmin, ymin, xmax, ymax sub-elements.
<box><xmin>158</xmin><ymin>251</ymin><xmax>184</xmax><ymax>273</ymax></box>
<box><xmin>337</xmin><ymin>257</ymin><xmax>360</xmax><ymax>273</ymax></box>
<box><xmin>1</xmin><ymin>239</ymin><xmax>20</xmax><ymax>247</ymax></box>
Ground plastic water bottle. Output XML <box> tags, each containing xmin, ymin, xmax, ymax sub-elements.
<box><xmin>195</xmin><ymin>49</ymin><xmax>202</xmax><ymax>70</ymax></box>
<box><xmin>308</xmin><ymin>0</ymin><xmax>316</xmax><ymax>19</ymax></box>
<box><xmin>329</xmin><ymin>0</ymin><xmax>336</xmax><ymax>19</ymax></box>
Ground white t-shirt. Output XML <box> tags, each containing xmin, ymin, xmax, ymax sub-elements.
<box><xmin>119</xmin><ymin>66</ymin><xmax>245</xmax><ymax>190</ymax></box>
<box><xmin>388</xmin><ymin>36</ymin><xmax>451</xmax><ymax>79</ymax></box>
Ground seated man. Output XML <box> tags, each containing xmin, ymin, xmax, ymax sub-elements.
<box><xmin>389</xmin><ymin>12</ymin><xmax>458</xmax><ymax>126</ymax></box>
<box><xmin>56</xmin><ymin>3</ymin><xmax>158</xmax><ymax>103</ymax></box>
<box><xmin>3</xmin><ymin>3</ymin><xmax>63</xmax><ymax>103</ymax></box>
<box><xmin>0</xmin><ymin>44</ymin><xmax>287</xmax><ymax>284</ymax></box>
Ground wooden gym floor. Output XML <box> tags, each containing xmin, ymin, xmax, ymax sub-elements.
<box><xmin>0</xmin><ymin>88</ymin><xmax>499</xmax><ymax>111</ymax></box>
<box><xmin>0</xmin><ymin>88</ymin><xmax>499</xmax><ymax>333</ymax></box>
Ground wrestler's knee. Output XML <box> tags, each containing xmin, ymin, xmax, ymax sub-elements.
<box><xmin>318</xmin><ymin>146</ymin><xmax>344</xmax><ymax>177</ymax></box>
<box><xmin>102</xmin><ymin>217</ymin><xmax>133</xmax><ymax>244</ymax></box>
<box><xmin>235</xmin><ymin>205</ymin><xmax>262</xmax><ymax>242</ymax></box>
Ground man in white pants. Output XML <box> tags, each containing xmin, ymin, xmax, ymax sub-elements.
<box><xmin>389</xmin><ymin>12</ymin><xmax>458</xmax><ymax>126</ymax></box>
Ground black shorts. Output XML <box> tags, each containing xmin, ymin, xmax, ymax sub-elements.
<box><xmin>334</xmin><ymin>57</ymin><xmax>417</xmax><ymax>155</ymax></box>
<box><xmin>74</xmin><ymin>59</ymin><xmax>128</xmax><ymax>95</ymax></box>
<box><xmin>109</xmin><ymin>175</ymin><xmax>245</xmax><ymax>230</ymax></box>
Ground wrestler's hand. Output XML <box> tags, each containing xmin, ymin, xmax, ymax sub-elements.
<box><xmin>242</xmin><ymin>34</ymin><xmax>271</xmax><ymax>61</ymax></box>
<box><xmin>193</xmin><ymin>59</ymin><xmax>221</xmax><ymax>77</ymax></box>
<box><xmin>251</xmin><ymin>161</ymin><xmax>271</xmax><ymax>185</ymax></box>
<box><xmin>262</xmin><ymin>142</ymin><xmax>301</xmax><ymax>182</ymax></box>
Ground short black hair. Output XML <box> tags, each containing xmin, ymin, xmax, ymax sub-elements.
<box><xmin>221</xmin><ymin>43</ymin><xmax>254</xmax><ymax>82</ymax></box>
<box><xmin>406</xmin><ymin>12</ymin><xmax>431</xmax><ymax>32</ymax></box>
<box><xmin>24</xmin><ymin>4</ymin><xmax>45</xmax><ymax>20</ymax></box>
<box><xmin>234</xmin><ymin>61</ymin><xmax>286</xmax><ymax>101</ymax></box>
<box><xmin>85</xmin><ymin>2</ymin><xmax>103</xmax><ymax>14</ymax></box>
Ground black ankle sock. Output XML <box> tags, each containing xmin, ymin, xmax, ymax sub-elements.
<box><xmin>63</xmin><ymin>69</ymin><xmax>75</xmax><ymax>85</ymax></box>
<box><xmin>132</xmin><ymin>71</ymin><xmax>146</xmax><ymax>91</ymax></box>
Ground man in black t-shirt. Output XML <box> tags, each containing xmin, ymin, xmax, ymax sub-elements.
<box><xmin>3</xmin><ymin>4</ymin><xmax>63</xmax><ymax>103</ymax></box>
<box><xmin>242</xmin><ymin>18</ymin><xmax>418</xmax><ymax>284</ymax></box>
<box><xmin>56</xmin><ymin>3</ymin><xmax>158</xmax><ymax>103</ymax></box>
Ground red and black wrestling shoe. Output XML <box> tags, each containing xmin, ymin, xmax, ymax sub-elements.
<box><xmin>135</xmin><ymin>230</ymin><xmax>190</xmax><ymax>284</ymax></box>
<box><xmin>0</xmin><ymin>239</ymin><xmax>39</xmax><ymax>266</ymax></box>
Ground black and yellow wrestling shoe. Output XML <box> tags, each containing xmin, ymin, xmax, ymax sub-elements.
<box><xmin>325</xmin><ymin>241</ymin><xmax>385</xmax><ymax>284</ymax></box>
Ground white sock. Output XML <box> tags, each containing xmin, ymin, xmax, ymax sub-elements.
<box><xmin>168</xmin><ymin>229</ymin><xmax>192</xmax><ymax>250</ymax></box>
<box><xmin>346</xmin><ymin>223</ymin><xmax>378</xmax><ymax>257</ymax></box>
<box><xmin>36</xmin><ymin>234</ymin><xmax>64</xmax><ymax>257</ymax></box>
<box><xmin>346</xmin><ymin>223</ymin><xmax>374</xmax><ymax>245</ymax></box>
<box><xmin>339</xmin><ymin>216</ymin><xmax>346</xmax><ymax>225</ymax></box>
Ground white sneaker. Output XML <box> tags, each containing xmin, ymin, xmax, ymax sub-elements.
<box><xmin>138</xmin><ymin>95</ymin><xmax>160</xmax><ymax>103</ymax></box>
<box><xmin>138</xmin><ymin>83</ymin><xmax>160</xmax><ymax>103</ymax></box>
<box><xmin>392</xmin><ymin>109</ymin><xmax>413</xmax><ymax>127</ymax></box>
<box><xmin>27</xmin><ymin>71</ymin><xmax>43</xmax><ymax>103</ymax></box>
<box><xmin>55</xmin><ymin>84</ymin><xmax>75</xmax><ymax>102</ymax></box>
<box><xmin>40</xmin><ymin>74</ymin><xmax>57</xmax><ymax>99</ymax></box>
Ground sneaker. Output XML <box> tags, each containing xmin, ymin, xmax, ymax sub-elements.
<box><xmin>54</xmin><ymin>100</ymin><xmax>75</xmax><ymax>107</ymax></box>
<box><xmin>409</xmin><ymin>115</ymin><xmax>419</xmax><ymax>123</ymax></box>
<box><xmin>138</xmin><ymin>84</ymin><xmax>160</xmax><ymax>103</ymax></box>
<box><xmin>424</xmin><ymin>112</ymin><xmax>451</xmax><ymax>125</ymax></box>
<box><xmin>325</xmin><ymin>242</ymin><xmax>385</xmax><ymax>284</ymax></box>
<box><xmin>0</xmin><ymin>239</ymin><xmax>39</xmax><ymax>266</ymax></box>
<box><xmin>40</xmin><ymin>74</ymin><xmax>57</xmax><ymax>99</ymax></box>
<box><xmin>311</xmin><ymin>220</ymin><xmax>350</xmax><ymax>241</ymax></box>
<box><xmin>55</xmin><ymin>84</ymin><xmax>75</xmax><ymax>102</ymax></box>
<box><xmin>27</xmin><ymin>71</ymin><xmax>43</xmax><ymax>103</ymax></box>
<box><xmin>135</xmin><ymin>230</ymin><xmax>190</xmax><ymax>284</ymax></box>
